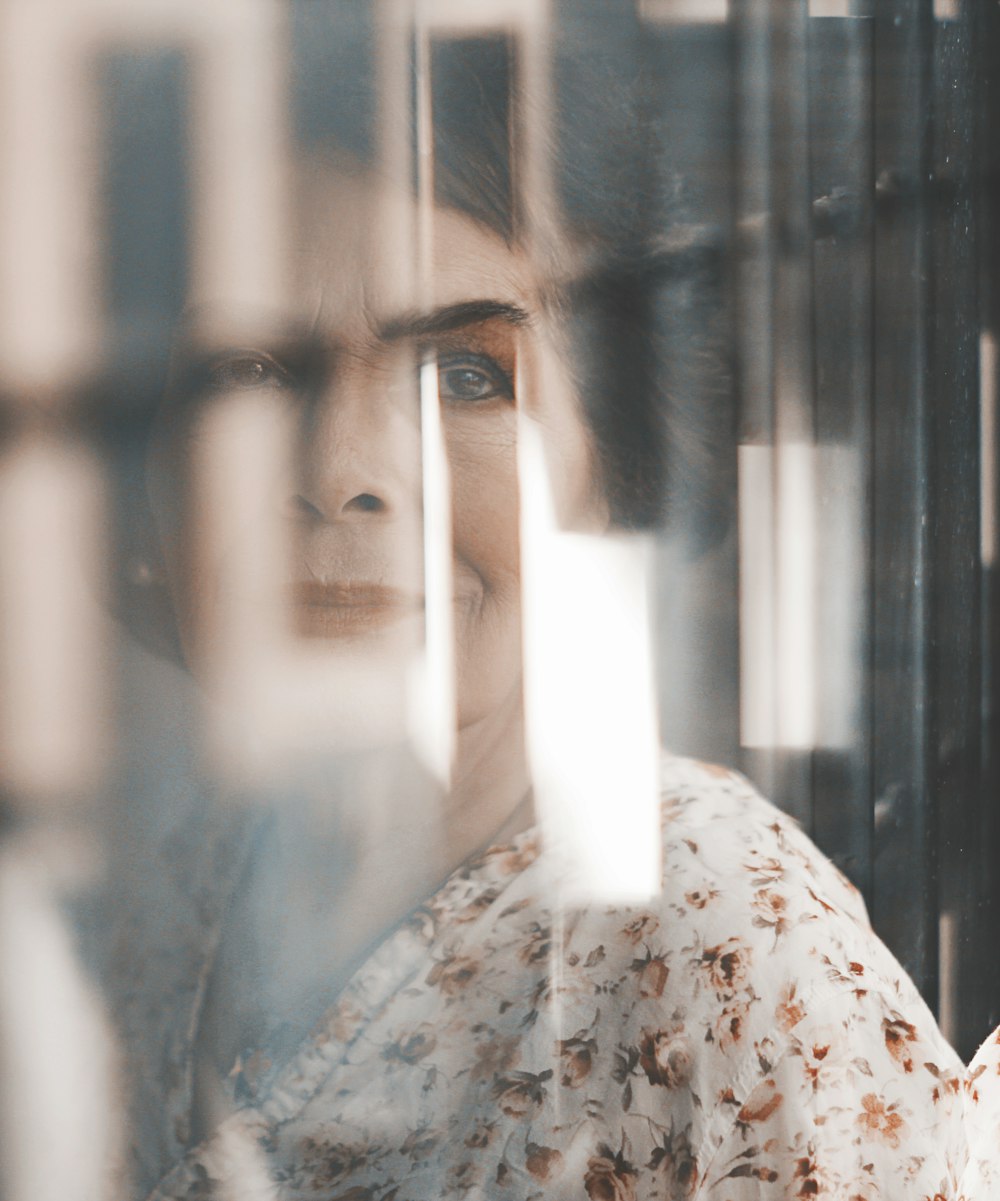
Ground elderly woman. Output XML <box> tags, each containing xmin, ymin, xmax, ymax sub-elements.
<box><xmin>103</xmin><ymin>19</ymin><xmax>966</xmax><ymax>1201</ymax></box>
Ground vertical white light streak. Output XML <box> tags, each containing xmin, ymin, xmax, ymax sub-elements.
<box><xmin>937</xmin><ymin>908</ymin><xmax>958</xmax><ymax>1049</ymax></box>
<box><xmin>0</xmin><ymin>438</ymin><xmax>109</xmax><ymax>802</ymax></box>
<box><xmin>500</xmin><ymin>0</ymin><xmax>660</xmax><ymax>901</ymax></box>
<box><xmin>188</xmin><ymin>0</ymin><xmax>290</xmax><ymax>324</ymax></box>
<box><xmin>775</xmin><ymin>443</ymin><xmax>817</xmax><ymax>748</ymax></box>
<box><xmin>191</xmin><ymin>392</ymin><xmax>293</xmax><ymax>771</ymax></box>
<box><xmin>518</xmin><ymin>419</ymin><xmax>661</xmax><ymax>904</ymax></box>
<box><xmin>0</xmin><ymin>0</ymin><xmax>108</xmax><ymax>804</ymax></box>
<box><xmin>981</xmin><ymin>331</ymin><xmax>997</xmax><ymax>568</ymax></box>
<box><xmin>409</xmin><ymin>359</ymin><xmax>456</xmax><ymax>784</ymax></box>
<box><xmin>814</xmin><ymin>445</ymin><xmax>861</xmax><ymax>750</ymax></box>
<box><xmin>375</xmin><ymin>0</ymin><xmax>418</xmax><ymax>315</ymax></box>
<box><xmin>0</xmin><ymin>0</ymin><xmax>100</xmax><ymax>396</ymax></box>
<box><xmin>181</xmin><ymin>0</ymin><xmax>291</xmax><ymax>767</ymax></box>
<box><xmin>738</xmin><ymin>445</ymin><xmax>778</xmax><ymax>749</ymax></box>
<box><xmin>739</xmin><ymin>442</ymin><xmax>819</xmax><ymax>750</ymax></box>
<box><xmin>0</xmin><ymin>843</ymin><xmax>121</xmax><ymax>1201</ymax></box>
<box><xmin>409</xmin><ymin>9</ymin><xmax>456</xmax><ymax>786</ymax></box>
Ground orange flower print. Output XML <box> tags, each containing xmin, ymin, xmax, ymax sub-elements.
<box><xmin>525</xmin><ymin>1143</ymin><xmax>564</xmax><ymax>1181</ymax></box>
<box><xmin>453</xmin><ymin>886</ymin><xmax>501</xmax><ymax>923</ymax></box>
<box><xmin>966</xmin><ymin>1060</ymin><xmax>988</xmax><ymax>1104</ymax></box>
<box><xmin>631</xmin><ymin>951</ymin><xmax>669</xmax><ymax>998</ymax></box>
<box><xmin>492</xmin><ymin>1069</ymin><xmax>552</xmax><ymax>1120</ymax></box>
<box><xmin>558</xmin><ymin>1035</ymin><xmax>596</xmax><ymax>1088</ymax></box>
<box><xmin>713</xmin><ymin>998</ymin><xmax>751</xmax><ymax>1051</ymax></box>
<box><xmin>648</xmin><ymin>1125</ymin><xmax>699</xmax><ymax>1197</ymax></box>
<box><xmin>621</xmin><ymin>913</ymin><xmax>660</xmax><ymax>944</ymax></box>
<box><xmin>883</xmin><ymin>1017</ymin><xmax>918</xmax><ymax>1073</ymax></box>
<box><xmin>775</xmin><ymin>984</ymin><xmax>807</xmax><ymax>1032</ymax></box>
<box><xmin>856</xmin><ymin>1093</ymin><xmax>908</xmax><ymax>1148</ymax></box>
<box><xmin>470</xmin><ymin>1033</ymin><xmax>520</xmax><ymax>1082</ymax></box>
<box><xmin>426</xmin><ymin>953</ymin><xmax>481</xmax><ymax>996</ymax></box>
<box><xmin>684</xmin><ymin>886</ymin><xmax>719</xmax><ymax>910</ymax></box>
<box><xmin>792</xmin><ymin>1150</ymin><xmax>830</xmax><ymax>1198</ymax></box>
<box><xmin>638</xmin><ymin>1025</ymin><xmax>693</xmax><ymax>1089</ymax></box>
<box><xmin>584</xmin><ymin>1147</ymin><xmax>638</xmax><ymax>1201</ymax></box>
<box><xmin>314</xmin><ymin>997</ymin><xmax>366</xmax><ymax>1046</ymax></box>
<box><xmin>751</xmin><ymin>887</ymin><xmax>791</xmax><ymax>937</ymax></box>
<box><xmin>736</xmin><ymin>1078</ymin><xmax>784</xmax><ymax>1131</ymax></box>
<box><xmin>498</xmin><ymin>837</ymin><xmax>540</xmax><ymax>875</ymax></box>
<box><xmin>701</xmin><ymin>938</ymin><xmax>752</xmax><ymax>996</ymax></box>
<box><xmin>797</xmin><ymin>1023</ymin><xmax>848</xmax><ymax>1090</ymax></box>
<box><xmin>745</xmin><ymin>854</ymin><xmax>785</xmax><ymax>884</ymax></box>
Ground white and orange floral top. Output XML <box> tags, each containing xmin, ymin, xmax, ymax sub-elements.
<box><xmin>961</xmin><ymin>1029</ymin><xmax>1000</xmax><ymax>1199</ymax></box>
<box><xmin>124</xmin><ymin>755</ymin><xmax>967</xmax><ymax>1200</ymax></box>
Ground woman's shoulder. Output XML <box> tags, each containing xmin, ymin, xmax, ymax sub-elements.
<box><xmin>537</xmin><ymin>752</ymin><xmax>939</xmax><ymax>1035</ymax></box>
<box><xmin>656</xmin><ymin>752</ymin><xmax>872</xmax><ymax>934</ymax></box>
<box><xmin>542</xmin><ymin>752</ymin><xmax>961</xmax><ymax>1112</ymax></box>
<box><xmin>539</xmin><ymin>754</ymin><xmax>964</xmax><ymax>1195</ymax></box>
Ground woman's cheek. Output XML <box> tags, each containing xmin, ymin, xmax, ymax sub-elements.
<box><xmin>445</xmin><ymin>414</ymin><xmax>521</xmax><ymax>593</ymax></box>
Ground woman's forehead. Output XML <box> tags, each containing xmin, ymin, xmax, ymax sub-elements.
<box><xmin>292</xmin><ymin>164</ymin><xmax>537</xmax><ymax>344</ymax></box>
<box><xmin>177</xmin><ymin>163</ymin><xmax>545</xmax><ymax>362</ymax></box>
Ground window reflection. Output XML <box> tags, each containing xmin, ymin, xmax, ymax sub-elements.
<box><xmin>0</xmin><ymin>2</ymin><xmax>996</xmax><ymax>1198</ymax></box>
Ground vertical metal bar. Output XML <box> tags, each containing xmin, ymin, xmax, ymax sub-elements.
<box><xmin>808</xmin><ymin>15</ymin><xmax>874</xmax><ymax>898</ymax></box>
<box><xmin>976</xmin><ymin>0</ymin><xmax>1000</xmax><ymax>1046</ymax></box>
<box><xmin>771</xmin><ymin>0</ymin><xmax>818</xmax><ymax>826</ymax></box>
<box><xmin>929</xmin><ymin>8</ymin><xmax>986</xmax><ymax>1061</ymax></box>
<box><xmin>868</xmin><ymin>0</ymin><xmax>936</xmax><ymax>1001</ymax></box>
<box><xmin>732</xmin><ymin>0</ymin><xmax>778</xmax><ymax>802</ymax></box>
<box><xmin>733</xmin><ymin>0</ymin><xmax>817</xmax><ymax>828</ymax></box>
<box><xmin>413</xmin><ymin>17</ymin><xmax>456</xmax><ymax>787</ymax></box>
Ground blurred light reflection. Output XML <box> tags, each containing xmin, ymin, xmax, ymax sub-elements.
<box><xmin>518</xmin><ymin>417</ymin><xmax>661</xmax><ymax>905</ymax></box>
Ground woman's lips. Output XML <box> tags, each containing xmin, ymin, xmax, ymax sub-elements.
<box><xmin>291</xmin><ymin>581</ymin><xmax>424</xmax><ymax>638</ymax></box>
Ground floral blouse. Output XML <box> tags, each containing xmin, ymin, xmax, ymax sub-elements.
<box><xmin>126</xmin><ymin>755</ymin><xmax>967</xmax><ymax>1200</ymax></box>
<box><xmin>961</xmin><ymin>1029</ymin><xmax>1000</xmax><ymax>1199</ymax></box>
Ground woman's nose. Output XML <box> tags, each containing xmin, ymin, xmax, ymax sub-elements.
<box><xmin>292</xmin><ymin>367</ymin><xmax>419</xmax><ymax>523</ymax></box>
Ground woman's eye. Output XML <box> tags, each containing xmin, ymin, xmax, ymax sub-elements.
<box><xmin>436</xmin><ymin>354</ymin><xmax>513</xmax><ymax>404</ymax></box>
<box><xmin>206</xmin><ymin>352</ymin><xmax>292</xmax><ymax>393</ymax></box>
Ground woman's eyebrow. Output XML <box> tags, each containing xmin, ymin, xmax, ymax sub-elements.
<box><xmin>377</xmin><ymin>299</ymin><xmax>532</xmax><ymax>343</ymax></box>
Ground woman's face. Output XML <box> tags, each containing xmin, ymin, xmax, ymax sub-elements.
<box><xmin>154</xmin><ymin>164</ymin><xmax>604</xmax><ymax>736</ymax></box>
